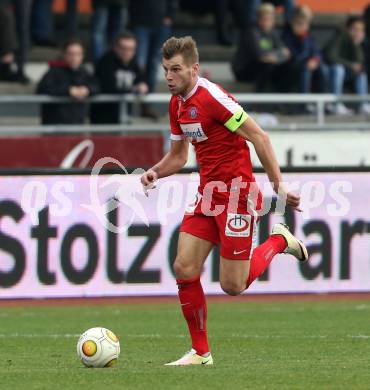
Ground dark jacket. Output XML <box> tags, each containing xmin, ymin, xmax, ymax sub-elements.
<box><xmin>37</xmin><ymin>60</ymin><xmax>99</xmax><ymax>125</ymax></box>
<box><xmin>91</xmin><ymin>50</ymin><xmax>146</xmax><ymax>124</ymax></box>
<box><xmin>129</xmin><ymin>0</ymin><xmax>177</xmax><ymax>27</ymax></box>
<box><xmin>232</xmin><ymin>26</ymin><xmax>288</xmax><ymax>79</ymax></box>
<box><xmin>282</xmin><ymin>25</ymin><xmax>322</xmax><ymax>66</ymax></box>
<box><xmin>323</xmin><ymin>28</ymin><xmax>365</xmax><ymax>67</ymax></box>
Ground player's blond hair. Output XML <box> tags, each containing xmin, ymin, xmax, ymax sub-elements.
<box><xmin>161</xmin><ymin>36</ymin><xmax>199</xmax><ymax>65</ymax></box>
<box><xmin>257</xmin><ymin>3</ymin><xmax>275</xmax><ymax>17</ymax></box>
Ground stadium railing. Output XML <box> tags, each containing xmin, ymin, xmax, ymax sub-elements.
<box><xmin>1</xmin><ymin>93</ymin><xmax>370</xmax><ymax>127</ymax></box>
<box><xmin>0</xmin><ymin>122</ymin><xmax>369</xmax><ymax>137</ymax></box>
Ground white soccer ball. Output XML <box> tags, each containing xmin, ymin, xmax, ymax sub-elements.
<box><xmin>77</xmin><ymin>327</ymin><xmax>120</xmax><ymax>368</ymax></box>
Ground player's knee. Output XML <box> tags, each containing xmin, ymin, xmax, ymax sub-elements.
<box><xmin>220</xmin><ymin>281</ymin><xmax>244</xmax><ymax>296</ymax></box>
<box><xmin>173</xmin><ymin>256</ymin><xmax>198</xmax><ymax>279</ymax></box>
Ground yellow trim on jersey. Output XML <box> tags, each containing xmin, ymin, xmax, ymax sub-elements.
<box><xmin>224</xmin><ymin>109</ymin><xmax>248</xmax><ymax>132</ymax></box>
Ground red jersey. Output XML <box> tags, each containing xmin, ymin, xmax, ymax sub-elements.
<box><xmin>169</xmin><ymin>77</ymin><xmax>259</xmax><ymax>200</ymax></box>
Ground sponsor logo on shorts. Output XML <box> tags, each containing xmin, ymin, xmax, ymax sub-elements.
<box><xmin>180</xmin><ymin>122</ymin><xmax>208</xmax><ymax>143</ymax></box>
<box><xmin>225</xmin><ymin>213</ymin><xmax>251</xmax><ymax>237</ymax></box>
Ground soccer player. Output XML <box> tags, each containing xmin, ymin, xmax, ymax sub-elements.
<box><xmin>140</xmin><ymin>36</ymin><xmax>308</xmax><ymax>366</ymax></box>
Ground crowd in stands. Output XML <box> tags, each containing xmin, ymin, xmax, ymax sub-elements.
<box><xmin>233</xmin><ymin>4</ymin><xmax>370</xmax><ymax>114</ymax></box>
<box><xmin>0</xmin><ymin>0</ymin><xmax>370</xmax><ymax>124</ymax></box>
<box><xmin>0</xmin><ymin>0</ymin><xmax>175</xmax><ymax>122</ymax></box>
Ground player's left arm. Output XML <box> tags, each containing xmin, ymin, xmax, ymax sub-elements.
<box><xmin>234</xmin><ymin>115</ymin><xmax>301</xmax><ymax>211</ymax></box>
<box><xmin>206</xmin><ymin>87</ymin><xmax>300</xmax><ymax>209</ymax></box>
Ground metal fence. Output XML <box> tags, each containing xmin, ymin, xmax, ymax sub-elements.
<box><xmin>0</xmin><ymin>93</ymin><xmax>369</xmax><ymax>133</ymax></box>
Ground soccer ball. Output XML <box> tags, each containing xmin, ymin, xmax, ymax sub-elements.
<box><xmin>77</xmin><ymin>327</ymin><xmax>120</xmax><ymax>368</ymax></box>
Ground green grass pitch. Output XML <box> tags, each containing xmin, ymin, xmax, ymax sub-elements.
<box><xmin>0</xmin><ymin>298</ymin><xmax>369</xmax><ymax>390</ymax></box>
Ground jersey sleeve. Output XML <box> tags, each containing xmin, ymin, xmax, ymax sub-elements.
<box><xmin>169</xmin><ymin>97</ymin><xmax>185</xmax><ymax>141</ymax></box>
<box><xmin>206</xmin><ymin>84</ymin><xmax>248</xmax><ymax>132</ymax></box>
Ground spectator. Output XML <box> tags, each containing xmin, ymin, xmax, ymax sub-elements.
<box><xmin>65</xmin><ymin>0</ymin><xmax>78</xmax><ymax>38</ymax></box>
<box><xmin>31</xmin><ymin>0</ymin><xmax>78</xmax><ymax>46</ymax></box>
<box><xmin>13</xmin><ymin>0</ymin><xmax>33</xmax><ymax>83</ymax></box>
<box><xmin>324</xmin><ymin>16</ymin><xmax>370</xmax><ymax>115</ymax></box>
<box><xmin>130</xmin><ymin>0</ymin><xmax>177</xmax><ymax>96</ymax></box>
<box><xmin>179</xmin><ymin>0</ymin><xmax>238</xmax><ymax>46</ymax></box>
<box><xmin>363</xmin><ymin>3</ymin><xmax>370</xmax><ymax>77</ymax></box>
<box><xmin>0</xmin><ymin>0</ymin><xmax>19</xmax><ymax>82</ymax></box>
<box><xmin>31</xmin><ymin>0</ymin><xmax>55</xmax><ymax>46</ymax></box>
<box><xmin>214</xmin><ymin>0</ymin><xmax>253</xmax><ymax>46</ymax></box>
<box><xmin>91</xmin><ymin>32</ymin><xmax>148</xmax><ymax>124</ymax></box>
<box><xmin>232</xmin><ymin>3</ymin><xmax>290</xmax><ymax>92</ymax></box>
<box><xmin>91</xmin><ymin>0</ymin><xmax>129</xmax><ymax>63</ymax></box>
<box><xmin>37</xmin><ymin>39</ymin><xmax>99</xmax><ymax>125</ymax></box>
<box><xmin>282</xmin><ymin>6</ymin><xmax>328</xmax><ymax>97</ymax></box>
<box><xmin>246</xmin><ymin>0</ymin><xmax>295</xmax><ymax>25</ymax></box>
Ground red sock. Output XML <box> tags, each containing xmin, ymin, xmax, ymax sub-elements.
<box><xmin>176</xmin><ymin>276</ymin><xmax>209</xmax><ymax>355</ymax></box>
<box><xmin>246</xmin><ymin>235</ymin><xmax>287</xmax><ymax>288</ymax></box>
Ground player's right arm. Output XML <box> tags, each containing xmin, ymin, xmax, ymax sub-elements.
<box><xmin>141</xmin><ymin>139</ymin><xmax>188</xmax><ymax>187</ymax></box>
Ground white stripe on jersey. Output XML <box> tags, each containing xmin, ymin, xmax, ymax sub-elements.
<box><xmin>170</xmin><ymin>133</ymin><xmax>185</xmax><ymax>141</ymax></box>
<box><xmin>198</xmin><ymin>77</ymin><xmax>242</xmax><ymax>114</ymax></box>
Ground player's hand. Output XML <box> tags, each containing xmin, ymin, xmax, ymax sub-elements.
<box><xmin>140</xmin><ymin>169</ymin><xmax>158</xmax><ymax>197</ymax></box>
<box><xmin>286</xmin><ymin>191</ymin><xmax>302</xmax><ymax>212</ymax></box>
<box><xmin>276</xmin><ymin>183</ymin><xmax>302</xmax><ymax>212</ymax></box>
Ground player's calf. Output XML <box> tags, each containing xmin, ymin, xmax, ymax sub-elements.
<box><xmin>219</xmin><ymin>257</ymin><xmax>249</xmax><ymax>296</ymax></box>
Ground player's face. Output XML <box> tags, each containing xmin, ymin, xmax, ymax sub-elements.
<box><xmin>162</xmin><ymin>54</ymin><xmax>199</xmax><ymax>96</ymax></box>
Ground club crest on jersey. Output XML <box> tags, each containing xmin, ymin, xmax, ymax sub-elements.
<box><xmin>189</xmin><ymin>106</ymin><xmax>197</xmax><ymax>119</ymax></box>
<box><xmin>180</xmin><ymin>122</ymin><xmax>208</xmax><ymax>143</ymax></box>
<box><xmin>225</xmin><ymin>214</ymin><xmax>251</xmax><ymax>237</ymax></box>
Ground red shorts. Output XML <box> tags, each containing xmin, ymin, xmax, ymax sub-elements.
<box><xmin>180</xmin><ymin>192</ymin><xmax>261</xmax><ymax>260</ymax></box>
